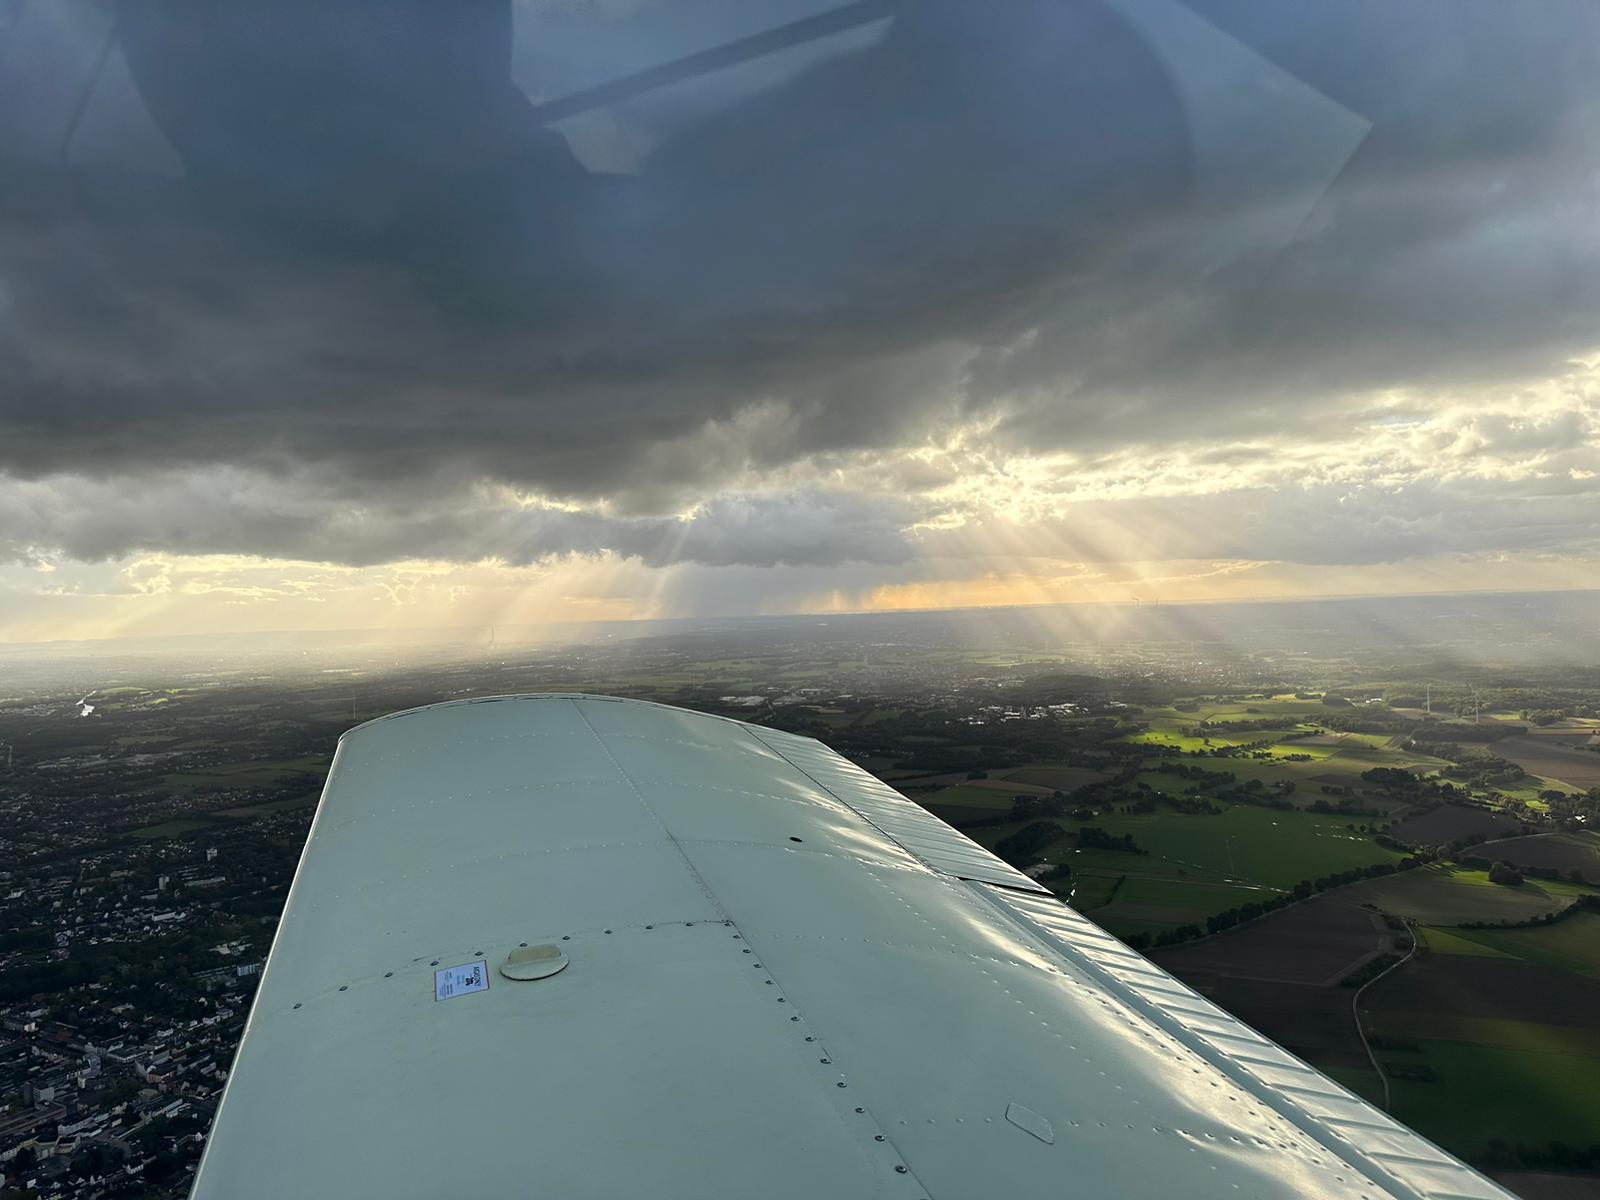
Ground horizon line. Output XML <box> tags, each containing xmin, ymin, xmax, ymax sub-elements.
<box><xmin>3</xmin><ymin>582</ymin><xmax>1597</xmax><ymax>652</ymax></box>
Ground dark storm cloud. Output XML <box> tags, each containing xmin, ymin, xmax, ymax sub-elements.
<box><xmin>975</xmin><ymin>0</ymin><xmax>1600</xmax><ymax>449</ymax></box>
<box><xmin>0</xmin><ymin>473</ymin><xmax>913</xmax><ymax>569</ymax></box>
<box><xmin>0</xmin><ymin>0</ymin><xmax>1597</xmax><ymax>567</ymax></box>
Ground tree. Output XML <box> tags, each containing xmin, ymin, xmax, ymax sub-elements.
<box><xmin>1488</xmin><ymin>860</ymin><xmax>1524</xmax><ymax>887</ymax></box>
<box><xmin>994</xmin><ymin>821</ymin><xmax>1061</xmax><ymax>869</ymax></box>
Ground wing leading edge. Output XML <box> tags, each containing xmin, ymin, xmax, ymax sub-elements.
<box><xmin>192</xmin><ymin>694</ymin><xmax>1512</xmax><ymax>1200</ymax></box>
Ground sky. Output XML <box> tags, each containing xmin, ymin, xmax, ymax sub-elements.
<box><xmin>1</xmin><ymin>0</ymin><xmax>1598</xmax><ymax>644</ymax></box>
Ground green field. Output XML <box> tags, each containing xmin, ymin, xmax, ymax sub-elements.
<box><xmin>967</xmin><ymin>799</ymin><xmax>1403</xmax><ymax>938</ymax></box>
<box><xmin>1383</xmin><ymin>1039</ymin><xmax>1600</xmax><ymax>1161</ymax></box>
<box><xmin>1087</xmin><ymin>874</ymin><xmax>1266</xmax><ymax>934</ymax></box>
<box><xmin>1001</xmin><ymin>764</ymin><xmax>1110</xmax><ymax>793</ymax></box>
<box><xmin>1063</xmin><ymin>803</ymin><xmax>1403</xmax><ymax>891</ymax></box>
<box><xmin>1426</xmin><ymin>911</ymin><xmax>1600</xmax><ymax>979</ymax></box>
<box><xmin>1119</xmin><ymin>692</ymin><xmax>1460</xmax><ymax>806</ymax></box>
<box><xmin>215</xmin><ymin>792</ymin><xmax>323</xmax><ymax>820</ymax></box>
<box><xmin>1362</xmin><ymin>910</ymin><xmax>1600</xmax><ymax>1164</ymax></box>
<box><xmin>1125</xmin><ymin>727</ymin><xmax>1236</xmax><ymax>752</ymax></box>
<box><xmin>162</xmin><ymin>756</ymin><xmax>329</xmax><ymax>795</ymax></box>
<box><xmin>923</xmin><ymin>784</ymin><xmax>1015</xmax><ymax>810</ymax></box>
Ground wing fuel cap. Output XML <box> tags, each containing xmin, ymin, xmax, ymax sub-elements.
<box><xmin>500</xmin><ymin>942</ymin><xmax>569</xmax><ymax>981</ymax></box>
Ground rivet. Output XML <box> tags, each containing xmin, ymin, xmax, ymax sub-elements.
<box><xmin>384</xmin><ymin>972</ymin><xmax>393</xmax><ymax>978</ymax></box>
<box><xmin>820</xmin><ymin>1057</ymin><xmax>830</xmax><ymax>1064</ymax></box>
<box><xmin>778</xmin><ymin>998</ymin><xmax>786</xmax><ymax>1003</ymax></box>
<box><xmin>474</xmin><ymin>950</ymin><xmax>483</xmax><ymax>956</ymax></box>
<box><xmin>430</xmin><ymin>960</ymin><xmax>439</xmax><ymax>966</ymax></box>
<box><xmin>604</xmin><ymin>929</ymin><xmax>613</xmax><ymax>935</ymax></box>
<box><xmin>895</xmin><ymin>1166</ymin><xmax>908</xmax><ymax>1174</ymax></box>
<box><xmin>645</xmin><ymin>925</ymin><xmax>653</xmax><ymax>930</ymax></box>
<box><xmin>685</xmin><ymin>922</ymin><xmax>693</xmax><ymax>927</ymax></box>
<box><xmin>743</xmin><ymin>949</ymin><xmax>752</xmax><ymax>954</ymax></box>
<box><xmin>855</xmin><ymin>1107</ymin><xmax>864</xmax><ymax>1114</ymax></box>
<box><xmin>790</xmin><ymin>1016</ymin><xmax>800</xmax><ymax>1022</ymax></box>
<box><xmin>789</xmin><ymin>837</ymin><xmax>803</xmax><ymax>843</ymax></box>
<box><xmin>874</xmin><ymin>1135</ymin><xmax>885</xmax><ymax>1142</ymax></box>
<box><xmin>805</xmin><ymin>1036</ymin><xmax>815</xmax><ymax>1042</ymax></box>
<box><xmin>519</xmin><ymin>941</ymin><xmax>528</xmax><ymax>947</ymax></box>
<box><xmin>836</xmin><ymin>1081</ymin><xmax>846</xmax><ymax>1088</ymax></box>
<box><xmin>561</xmin><ymin>936</ymin><xmax>570</xmax><ymax>941</ymax></box>
<box><xmin>338</xmin><ymin>985</ymin><xmax>348</xmax><ymax>992</ymax></box>
<box><xmin>292</xmin><ymin>1003</ymin><xmax>302</xmax><ymax>1009</ymax></box>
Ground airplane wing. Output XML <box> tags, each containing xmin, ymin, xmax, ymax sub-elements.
<box><xmin>191</xmin><ymin>694</ymin><xmax>1512</xmax><ymax>1199</ymax></box>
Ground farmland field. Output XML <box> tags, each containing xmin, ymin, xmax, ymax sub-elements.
<box><xmin>1001</xmin><ymin>765</ymin><xmax>1110</xmax><ymax>793</ymax></box>
<box><xmin>1341</xmin><ymin>863</ymin><xmax>1584</xmax><ymax>924</ymax></box>
<box><xmin>961</xmin><ymin>776</ymin><xmax>1056</xmax><ymax>796</ymax></box>
<box><xmin>1069</xmin><ymin>804</ymin><xmax>1404</xmax><ymax>891</ymax></box>
<box><xmin>1155</xmin><ymin>895</ymin><xmax>1394</xmax><ymax>985</ymax></box>
<box><xmin>1389</xmin><ymin>804</ymin><xmax>1519</xmax><ymax>847</ymax></box>
<box><xmin>1489</xmin><ymin>733</ymin><xmax>1600</xmax><ymax>790</ymax></box>
<box><xmin>215</xmin><ymin>792</ymin><xmax>323</xmax><ymax>820</ymax></box>
<box><xmin>1088</xmin><ymin>874</ymin><xmax>1264</xmax><ymax>929</ymax></box>
<box><xmin>1364</xmin><ymin>940</ymin><xmax>1600</xmax><ymax>1163</ymax></box>
<box><xmin>162</xmin><ymin>755</ymin><xmax>329</xmax><ymax>795</ymax></box>
<box><xmin>962</xmin><ymin>801</ymin><xmax>1404</xmax><ymax>939</ymax></box>
<box><xmin>1383</xmin><ymin>1039</ymin><xmax>1600</xmax><ymax>1163</ymax></box>
<box><xmin>1154</xmin><ymin>896</ymin><xmax>1403</xmax><ymax>1079</ymax></box>
<box><xmin>1372</xmin><ymin>953</ymin><xmax>1600</xmax><ymax>1025</ymax></box>
<box><xmin>1427</xmin><ymin>911</ymin><xmax>1600</xmax><ymax>979</ymax></box>
<box><xmin>920</xmin><ymin>784</ymin><xmax>1014</xmax><ymax>810</ymax></box>
<box><xmin>1468</xmin><ymin>831</ymin><xmax>1600</xmax><ymax>882</ymax></box>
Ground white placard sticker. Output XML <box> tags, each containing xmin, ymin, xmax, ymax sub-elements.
<box><xmin>434</xmin><ymin>960</ymin><xmax>490</xmax><ymax>1002</ymax></box>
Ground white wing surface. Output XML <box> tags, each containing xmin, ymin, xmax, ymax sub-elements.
<box><xmin>192</xmin><ymin>694</ymin><xmax>1512</xmax><ymax>1200</ymax></box>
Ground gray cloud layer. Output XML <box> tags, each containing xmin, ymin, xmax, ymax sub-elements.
<box><xmin>1</xmin><ymin>0</ymin><xmax>1597</xmax><ymax>571</ymax></box>
<box><xmin>0</xmin><ymin>472</ymin><xmax>913</xmax><ymax>570</ymax></box>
